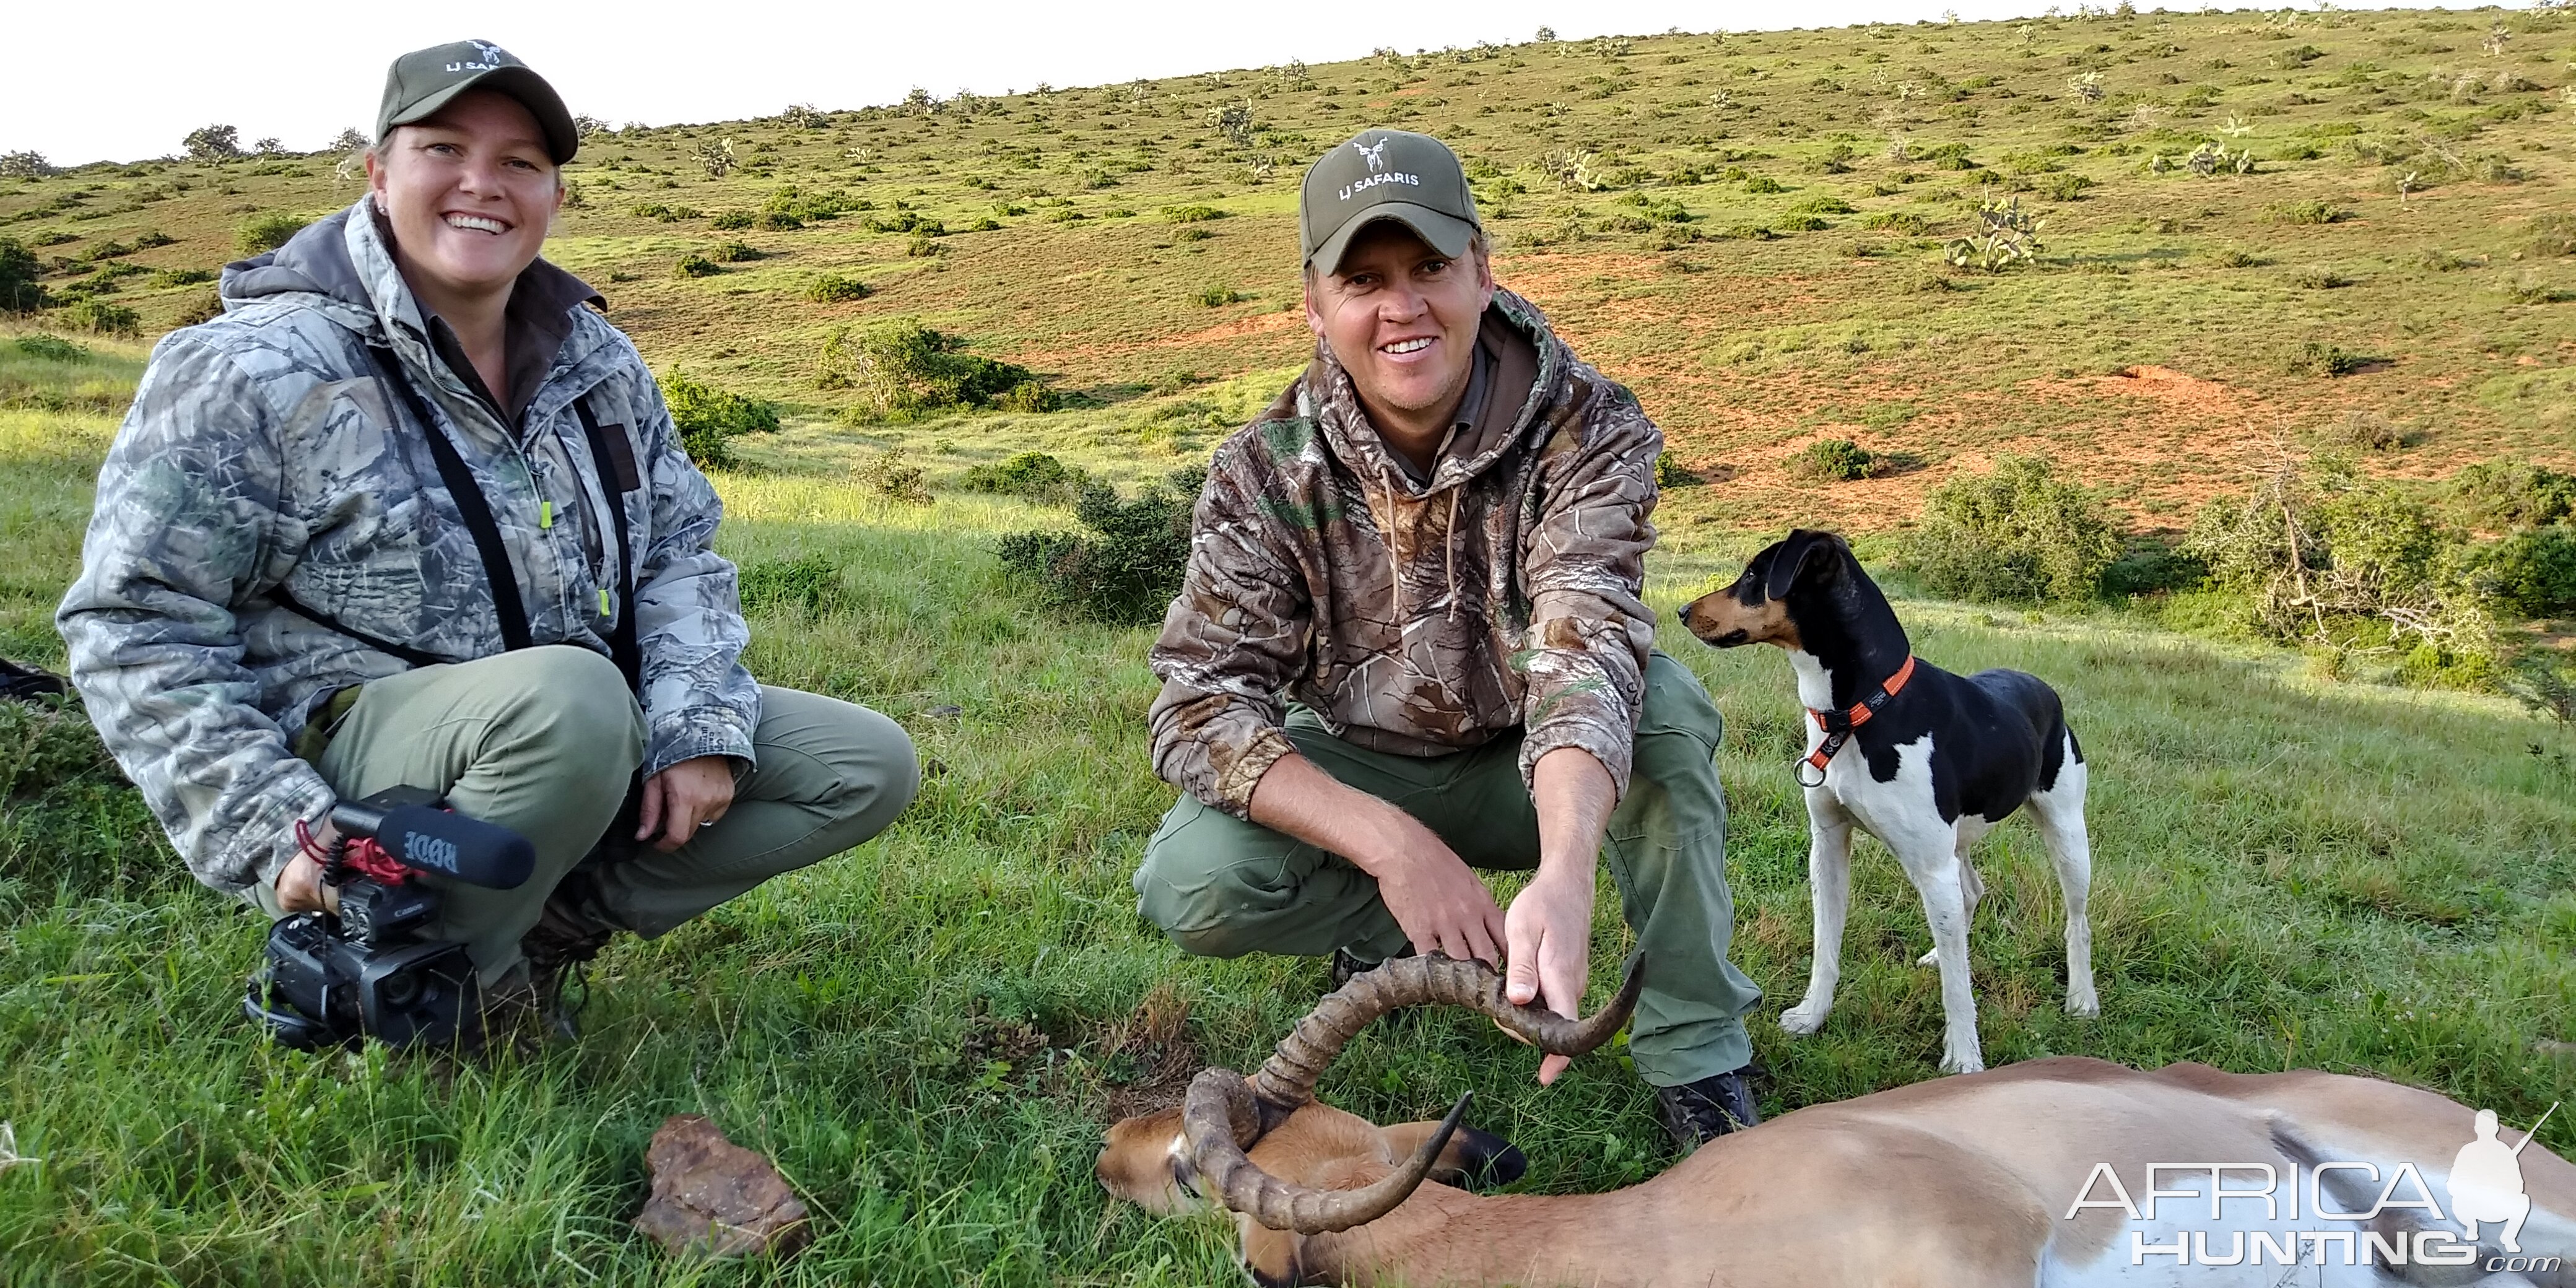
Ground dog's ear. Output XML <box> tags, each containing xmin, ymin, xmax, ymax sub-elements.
<box><xmin>1765</xmin><ymin>529</ymin><xmax>1845</xmax><ymax>601</ymax></box>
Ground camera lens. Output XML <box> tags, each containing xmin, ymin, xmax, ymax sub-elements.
<box><xmin>379</xmin><ymin>972</ymin><xmax>420</xmax><ymax>1008</ymax></box>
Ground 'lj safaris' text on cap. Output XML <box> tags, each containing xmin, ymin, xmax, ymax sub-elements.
<box><xmin>1299</xmin><ymin>129</ymin><xmax>1481</xmax><ymax>272</ymax></box>
<box><xmin>376</xmin><ymin>40</ymin><xmax>580</xmax><ymax>165</ymax></box>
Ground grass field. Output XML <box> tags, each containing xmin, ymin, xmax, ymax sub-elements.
<box><xmin>6</xmin><ymin>7</ymin><xmax>2574</xmax><ymax>541</ymax></box>
<box><xmin>2</xmin><ymin>8</ymin><xmax>2575</xmax><ymax>1282</ymax></box>
<box><xmin>1</xmin><ymin>325</ymin><xmax>2572</xmax><ymax>1284</ymax></box>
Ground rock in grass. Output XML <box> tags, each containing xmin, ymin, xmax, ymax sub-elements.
<box><xmin>632</xmin><ymin>1115</ymin><xmax>811</xmax><ymax>1260</ymax></box>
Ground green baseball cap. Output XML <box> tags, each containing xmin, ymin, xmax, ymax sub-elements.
<box><xmin>1299</xmin><ymin>129</ymin><xmax>1481</xmax><ymax>273</ymax></box>
<box><xmin>376</xmin><ymin>40</ymin><xmax>579</xmax><ymax>165</ymax></box>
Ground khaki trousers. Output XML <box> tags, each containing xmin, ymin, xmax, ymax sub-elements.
<box><xmin>253</xmin><ymin>645</ymin><xmax>919</xmax><ymax>983</ymax></box>
<box><xmin>1133</xmin><ymin>652</ymin><xmax>1762</xmax><ymax>1087</ymax></box>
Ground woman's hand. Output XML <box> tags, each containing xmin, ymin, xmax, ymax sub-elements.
<box><xmin>635</xmin><ymin>755</ymin><xmax>738</xmax><ymax>852</ymax></box>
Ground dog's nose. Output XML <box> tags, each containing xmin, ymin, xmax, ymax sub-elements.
<box><xmin>1675</xmin><ymin>604</ymin><xmax>1690</xmax><ymax>625</ymax></box>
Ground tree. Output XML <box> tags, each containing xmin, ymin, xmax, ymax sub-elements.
<box><xmin>0</xmin><ymin>238</ymin><xmax>48</xmax><ymax>313</ymax></box>
<box><xmin>183</xmin><ymin>124</ymin><xmax>244</xmax><ymax>162</ymax></box>
<box><xmin>328</xmin><ymin>128</ymin><xmax>368</xmax><ymax>152</ymax></box>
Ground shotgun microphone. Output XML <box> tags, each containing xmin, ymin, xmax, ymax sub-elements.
<box><xmin>329</xmin><ymin>786</ymin><xmax>534</xmax><ymax>889</ymax></box>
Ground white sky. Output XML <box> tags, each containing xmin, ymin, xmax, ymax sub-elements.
<box><xmin>5</xmin><ymin>0</ymin><xmax>2506</xmax><ymax>165</ymax></box>
<box><xmin>0</xmin><ymin>1</ymin><xmax>2056</xmax><ymax>164</ymax></box>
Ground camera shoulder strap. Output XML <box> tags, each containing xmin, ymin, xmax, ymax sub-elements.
<box><xmin>570</xmin><ymin>396</ymin><xmax>643</xmax><ymax>693</ymax></box>
<box><xmin>367</xmin><ymin>345</ymin><xmax>534</xmax><ymax>653</ymax></box>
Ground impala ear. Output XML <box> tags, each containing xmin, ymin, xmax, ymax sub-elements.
<box><xmin>1765</xmin><ymin>529</ymin><xmax>1845</xmax><ymax>602</ymax></box>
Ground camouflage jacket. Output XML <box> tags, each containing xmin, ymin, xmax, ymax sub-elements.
<box><xmin>56</xmin><ymin>199</ymin><xmax>757</xmax><ymax>894</ymax></box>
<box><xmin>1148</xmin><ymin>290</ymin><xmax>1661</xmax><ymax>818</ymax></box>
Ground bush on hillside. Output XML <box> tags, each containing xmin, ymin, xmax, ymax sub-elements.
<box><xmin>2470</xmin><ymin>525</ymin><xmax>2576</xmax><ymax>619</ymax></box>
<box><xmin>2448</xmin><ymin>461</ymin><xmax>2574</xmax><ymax>530</ymax></box>
<box><xmin>658</xmin><ymin>368</ymin><xmax>779</xmax><ymax>468</ymax></box>
<box><xmin>1787</xmin><ymin>438</ymin><xmax>1873</xmax><ymax>481</ymax></box>
<box><xmin>804</xmin><ymin>273</ymin><xmax>870</xmax><ymax>303</ymax></box>
<box><xmin>0</xmin><ymin>238</ymin><xmax>45</xmax><ymax>313</ymax></box>
<box><xmin>1904</xmin><ymin>455</ymin><xmax>2121</xmax><ymax>603</ymax></box>
<box><xmin>56</xmin><ymin>298</ymin><xmax>139</xmax><ymax>337</ymax></box>
<box><xmin>998</xmin><ymin>468</ymin><xmax>1204</xmax><ymax>624</ymax></box>
<box><xmin>961</xmin><ymin>451</ymin><xmax>1092</xmax><ymax>503</ymax></box>
<box><xmin>818</xmin><ymin>319</ymin><xmax>1055</xmax><ymax>420</ymax></box>
<box><xmin>15</xmin><ymin>334</ymin><xmax>88</xmax><ymax>362</ymax></box>
<box><xmin>234</xmin><ymin>212</ymin><xmax>310</xmax><ymax>256</ymax></box>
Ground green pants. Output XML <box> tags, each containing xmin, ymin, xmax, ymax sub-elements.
<box><xmin>255</xmin><ymin>645</ymin><xmax>920</xmax><ymax>984</ymax></box>
<box><xmin>1134</xmin><ymin>652</ymin><xmax>1761</xmax><ymax>1087</ymax></box>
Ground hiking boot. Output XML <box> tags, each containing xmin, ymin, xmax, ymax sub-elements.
<box><xmin>520</xmin><ymin>898</ymin><xmax>615</xmax><ymax>1043</ymax></box>
<box><xmin>1653</xmin><ymin>1066</ymin><xmax>1762</xmax><ymax>1152</ymax></box>
<box><xmin>1329</xmin><ymin>942</ymin><xmax>1416</xmax><ymax>991</ymax></box>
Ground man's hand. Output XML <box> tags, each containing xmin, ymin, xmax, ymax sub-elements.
<box><xmin>1508</xmin><ymin>746</ymin><xmax>1618</xmax><ymax>1086</ymax></box>
<box><xmin>274</xmin><ymin>818</ymin><xmax>341</xmax><ymax>915</ymax></box>
<box><xmin>636</xmin><ymin>755</ymin><xmax>738</xmax><ymax>852</ymax></box>
<box><xmin>1378</xmin><ymin>845</ymin><xmax>1508</xmax><ymax>967</ymax></box>
<box><xmin>1505</xmin><ymin>869</ymin><xmax>1595</xmax><ymax>1084</ymax></box>
<box><xmin>1248</xmin><ymin>751</ymin><xmax>1505</xmax><ymax>965</ymax></box>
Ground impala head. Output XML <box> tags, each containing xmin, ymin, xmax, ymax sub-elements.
<box><xmin>1095</xmin><ymin>954</ymin><xmax>1643</xmax><ymax>1281</ymax></box>
<box><xmin>1679</xmin><ymin>528</ymin><xmax>1855</xmax><ymax>650</ymax></box>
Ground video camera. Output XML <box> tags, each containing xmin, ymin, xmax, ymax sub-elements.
<box><xmin>244</xmin><ymin>787</ymin><xmax>534</xmax><ymax>1049</ymax></box>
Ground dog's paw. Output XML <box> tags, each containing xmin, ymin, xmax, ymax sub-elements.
<box><xmin>1938</xmin><ymin>1047</ymin><xmax>1987</xmax><ymax>1076</ymax></box>
<box><xmin>1779</xmin><ymin>1003</ymin><xmax>1831</xmax><ymax>1036</ymax></box>
<box><xmin>1915</xmin><ymin>946</ymin><xmax>1940</xmax><ymax>967</ymax></box>
<box><xmin>2065</xmin><ymin>988</ymin><xmax>2100</xmax><ymax>1017</ymax></box>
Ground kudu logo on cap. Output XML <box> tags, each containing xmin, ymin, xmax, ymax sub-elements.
<box><xmin>376</xmin><ymin>38</ymin><xmax>581</xmax><ymax>165</ymax></box>
<box><xmin>1299</xmin><ymin>129</ymin><xmax>1481</xmax><ymax>273</ymax></box>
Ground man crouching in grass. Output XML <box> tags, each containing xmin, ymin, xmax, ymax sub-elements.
<box><xmin>1134</xmin><ymin>129</ymin><xmax>1764</xmax><ymax>1149</ymax></box>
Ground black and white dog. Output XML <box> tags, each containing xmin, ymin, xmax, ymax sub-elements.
<box><xmin>1680</xmin><ymin>530</ymin><xmax>2096</xmax><ymax>1074</ymax></box>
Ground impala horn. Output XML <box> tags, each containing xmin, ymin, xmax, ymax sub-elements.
<box><xmin>1177</xmin><ymin>952</ymin><xmax>1644</xmax><ymax>1234</ymax></box>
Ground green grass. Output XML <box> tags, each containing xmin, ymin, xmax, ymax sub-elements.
<box><xmin>2</xmin><ymin>344</ymin><xmax>2572</xmax><ymax>1282</ymax></box>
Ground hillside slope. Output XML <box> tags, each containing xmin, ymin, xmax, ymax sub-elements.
<box><xmin>4</xmin><ymin>7</ymin><xmax>2572</xmax><ymax>536</ymax></box>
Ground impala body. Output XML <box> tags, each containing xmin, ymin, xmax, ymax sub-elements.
<box><xmin>1099</xmin><ymin>957</ymin><xmax>2574</xmax><ymax>1287</ymax></box>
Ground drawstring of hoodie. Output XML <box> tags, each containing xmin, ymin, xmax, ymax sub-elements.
<box><xmin>1444</xmin><ymin>488</ymin><xmax>1463</xmax><ymax>623</ymax></box>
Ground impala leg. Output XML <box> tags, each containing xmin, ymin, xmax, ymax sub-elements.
<box><xmin>2027</xmin><ymin>752</ymin><xmax>2097</xmax><ymax>1017</ymax></box>
<box><xmin>1781</xmin><ymin>790</ymin><xmax>1855</xmax><ymax>1037</ymax></box>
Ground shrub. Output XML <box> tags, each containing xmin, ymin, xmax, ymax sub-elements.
<box><xmin>2336</xmin><ymin>410</ymin><xmax>2405</xmax><ymax>453</ymax></box>
<box><xmin>753</xmin><ymin>211</ymin><xmax>803</xmax><ymax>232</ymax></box>
<box><xmin>182</xmin><ymin>124</ymin><xmax>244</xmax><ymax>162</ymax></box>
<box><xmin>1654</xmin><ymin>450</ymin><xmax>1699</xmax><ymax>487</ymax></box>
<box><xmin>2286</xmin><ymin>341</ymin><xmax>2363</xmax><ymax>376</ymax></box>
<box><xmin>2447</xmin><ymin>461</ymin><xmax>2574</xmax><ymax>529</ymax></box>
<box><xmin>14</xmin><ymin>334</ymin><xmax>87</xmax><ymax>362</ymax></box>
<box><xmin>2035</xmin><ymin>172</ymin><xmax>2094</xmax><ymax>201</ymax></box>
<box><xmin>960</xmin><ymin>451</ymin><xmax>1092</xmax><ymax>502</ymax></box>
<box><xmin>710</xmin><ymin>241</ymin><xmax>763</xmax><ymax>263</ymax></box>
<box><xmin>1743</xmin><ymin>175</ymin><xmax>1786</xmax><ymax>194</ymax></box>
<box><xmin>1862</xmin><ymin>211</ymin><xmax>1930</xmax><ymax>235</ymax></box>
<box><xmin>0</xmin><ymin>238</ymin><xmax>43</xmax><ymax>313</ymax></box>
<box><xmin>2099</xmin><ymin>536</ymin><xmax>2206</xmax><ymax>597</ymax></box>
<box><xmin>1161</xmin><ymin>204</ymin><xmax>1227</xmax><ymax>222</ymax></box>
<box><xmin>658</xmin><ymin>368</ymin><xmax>780</xmax><ymax>468</ymax></box>
<box><xmin>851</xmin><ymin>448</ymin><xmax>933</xmax><ymax>505</ymax></box>
<box><xmin>149</xmin><ymin>268</ymin><xmax>213</xmax><ymax>289</ymax></box>
<box><xmin>1775</xmin><ymin>214</ymin><xmax>1830</xmax><ymax>232</ymax></box>
<box><xmin>738</xmin><ymin>554</ymin><xmax>853</xmax><ymax>616</ymax></box>
<box><xmin>2210</xmin><ymin>248</ymin><xmax>2264</xmax><ymax>268</ymax></box>
<box><xmin>2474</xmin><ymin>526</ymin><xmax>2576</xmax><ymax>619</ymax></box>
<box><xmin>2266</xmin><ymin>199</ymin><xmax>2348</xmax><ymax>225</ymax></box>
<box><xmin>819</xmin><ymin>319</ymin><xmax>1053</xmax><ymax>419</ymax></box>
<box><xmin>2185</xmin><ymin>460</ymin><xmax>2492</xmax><ymax>656</ymax></box>
<box><xmin>1788</xmin><ymin>438</ymin><xmax>1874</xmax><ymax>482</ymax></box>
<box><xmin>1904</xmin><ymin>455</ymin><xmax>2122</xmax><ymax>603</ymax></box>
<box><xmin>57</xmin><ymin>298</ymin><xmax>139</xmax><ymax>336</ymax></box>
<box><xmin>1194</xmin><ymin>284</ymin><xmax>1243</xmax><ymax>307</ymax></box>
<box><xmin>710</xmin><ymin>210</ymin><xmax>755</xmax><ymax>230</ymax></box>
<box><xmin>804</xmin><ymin>273</ymin><xmax>870</xmax><ymax>303</ymax></box>
<box><xmin>234</xmin><ymin>212</ymin><xmax>310</xmax><ymax>255</ymax></box>
<box><xmin>997</xmin><ymin>468</ymin><xmax>1204</xmax><ymax>624</ymax></box>
<box><xmin>675</xmin><ymin>253</ymin><xmax>721</xmax><ymax>277</ymax></box>
<box><xmin>1787</xmin><ymin>196</ymin><xmax>1856</xmax><ymax>215</ymax></box>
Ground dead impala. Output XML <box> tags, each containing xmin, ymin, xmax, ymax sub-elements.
<box><xmin>1098</xmin><ymin>955</ymin><xmax>2575</xmax><ymax>1287</ymax></box>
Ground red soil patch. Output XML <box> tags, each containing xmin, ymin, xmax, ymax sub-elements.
<box><xmin>2100</xmin><ymin>365</ymin><xmax>2248</xmax><ymax>420</ymax></box>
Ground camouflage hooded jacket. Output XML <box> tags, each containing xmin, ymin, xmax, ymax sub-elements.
<box><xmin>56</xmin><ymin>199</ymin><xmax>757</xmax><ymax>894</ymax></box>
<box><xmin>1147</xmin><ymin>289</ymin><xmax>1661</xmax><ymax>817</ymax></box>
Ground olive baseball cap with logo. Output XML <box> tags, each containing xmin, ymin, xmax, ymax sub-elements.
<box><xmin>1299</xmin><ymin>129</ymin><xmax>1481</xmax><ymax>273</ymax></box>
<box><xmin>376</xmin><ymin>40</ymin><xmax>580</xmax><ymax>165</ymax></box>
